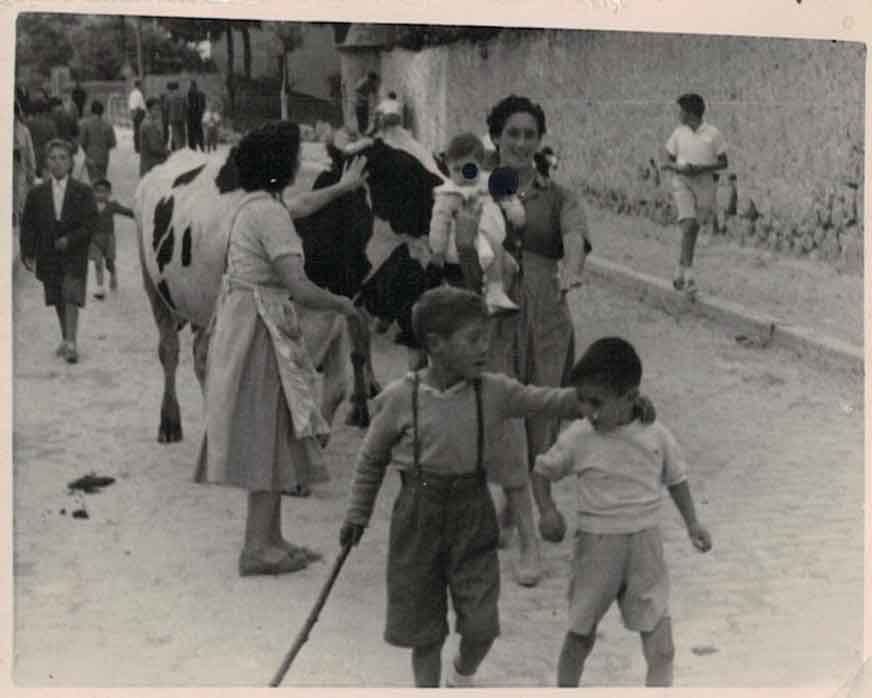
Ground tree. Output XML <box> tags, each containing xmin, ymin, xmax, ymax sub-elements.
<box><xmin>16</xmin><ymin>13</ymin><xmax>77</xmax><ymax>80</ymax></box>
<box><xmin>265</xmin><ymin>22</ymin><xmax>303</xmax><ymax>119</ymax></box>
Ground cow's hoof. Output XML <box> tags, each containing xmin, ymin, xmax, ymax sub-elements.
<box><xmin>158</xmin><ymin>422</ymin><xmax>183</xmax><ymax>443</ymax></box>
<box><xmin>345</xmin><ymin>400</ymin><xmax>370</xmax><ymax>428</ymax></box>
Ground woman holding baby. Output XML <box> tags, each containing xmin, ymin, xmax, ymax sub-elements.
<box><xmin>453</xmin><ymin>94</ymin><xmax>591</xmax><ymax>585</ymax></box>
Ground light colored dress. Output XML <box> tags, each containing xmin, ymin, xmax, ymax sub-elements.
<box><xmin>484</xmin><ymin>171</ymin><xmax>590</xmax><ymax>480</ymax></box>
<box><xmin>195</xmin><ymin>191</ymin><xmax>329</xmax><ymax>492</ymax></box>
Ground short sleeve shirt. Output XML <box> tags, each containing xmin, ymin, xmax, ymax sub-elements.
<box><xmin>665</xmin><ymin>122</ymin><xmax>726</xmax><ymax>166</ymax></box>
<box><xmin>227</xmin><ymin>193</ymin><xmax>304</xmax><ymax>286</ymax></box>
<box><xmin>534</xmin><ymin>419</ymin><xmax>688</xmax><ymax>534</ymax></box>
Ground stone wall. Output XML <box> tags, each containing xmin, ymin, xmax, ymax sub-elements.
<box><xmin>378</xmin><ymin>29</ymin><xmax>866</xmax><ymax>273</ymax></box>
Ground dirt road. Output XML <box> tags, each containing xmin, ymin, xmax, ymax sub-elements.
<box><xmin>11</xmin><ymin>132</ymin><xmax>864</xmax><ymax>688</ymax></box>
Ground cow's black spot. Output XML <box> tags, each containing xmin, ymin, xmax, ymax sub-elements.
<box><xmin>157</xmin><ymin>280</ymin><xmax>176</xmax><ymax>310</ymax></box>
<box><xmin>172</xmin><ymin>164</ymin><xmax>206</xmax><ymax>189</ymax></box>
<box><xmin>152</xmin><ymin>196</ymin><xmax>174</xmax><ymax>251</ymax></box>
<box><xmin>181</xmin><ymin>226</ymin><xmax>192</xmax><ymax>267</ymax></box>
<box><xmin>157</xmin><ymin>227</ymin><xmax>175</xmax><ymax>273</ymax></box>
<box><xmin>215</xmin><ymin>150</ymin><xmax>241</xmax><ymax>193</ymax></box>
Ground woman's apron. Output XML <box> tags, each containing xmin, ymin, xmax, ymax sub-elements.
<box><xmin>195</xmin><ymin>192</ymin><xmax>330</xmax><ymax>486</ymax></box>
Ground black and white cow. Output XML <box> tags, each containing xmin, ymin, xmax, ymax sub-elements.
<box><xmin>135</xmin><ymin>126</ymin><xmax>449</xmax><ymax>444</ymax></box>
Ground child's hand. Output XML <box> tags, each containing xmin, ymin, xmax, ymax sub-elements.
<box><xmin>54</xmin><ymin>236</ymin><xmax>68</xmax><ymax>252</ymax></box>
<box><xmin>688</xmin><ymin>522</ymin><xmax>712</xmax><ymax>552</ymax></box>
<box><xmin>633</xmin><ymin>395</ymin><xmax>657</xmax><ymax>424</ymax></box>
<box><xmin>538</xmin><ymin>505</ymin><xmax>567</xmax><ymax>543</ymax></box>
<box><xmin>340</xmin><ymin>522</ymin><xmax>365</xmax><ymax>547</ymax></box>
<box><xmin>430</xmin><ymin>252</ymin><xmax>445</xmax><ymax>268</ymax></box>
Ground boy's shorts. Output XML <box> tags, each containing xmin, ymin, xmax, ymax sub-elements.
<box><xmin>671</xmin><ymin>173</ymin><xmax>716</xmax><ymax>223</ymax></box>
<box><xmin>568</xmin><ymin>528</ymin><xmax>669</xmax><ymax>636</ymax></box>
<box><xmin>88</xmin><ymin>233</ymin><xmax>116</xmax><ymax>264</ymax></box>
<box><xmin>385</xmin><ymin>471</ymin><xmax>501</xmax><ymax>648</ymax></box>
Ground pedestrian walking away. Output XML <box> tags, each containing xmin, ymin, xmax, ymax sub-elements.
<box><xmin>78</xmin><ymin>100</ymin><xmax>117</xmax><ymax>183</ymax></box>
<box><xmin>88</xmin><ymin>178</ymin><xmax>133</xmax><ymax>299</ymax></box>
<box><xmin>128</xmin><ymin>79</ymin><xmax>146</xmax><ymax>154</ymax></box>
<box><xmin>187</xmin><ymin>80</ymin><xmax>207</xmax><ymax>151</ymax></box>
<box><xmin>661</xmin><ymin>92</ymin><xmax>728</xmax><ymax>295</ymax></box>
<box><xmin>166</xmin><ymin>81</ymin><xmax>188</xmax><ymax>151</ymax></box>
<box><xmin>139</xmin><ymin>98</ymin><xmax>168</xmax><ymax>177</ymax></box>
<box><xmin>19</xmin><ymin>138</ymin><xmax>99</xmax><ymax>364</ymax></box>
<box><xmin>340</xmin><ymin>286</ymin><xmax>589</xmax><ymax>687</ymax></box>
<box><xmin>534</xmin><ymin>337</ymin><xmax>712</xmax><ymax>687</ymax></box>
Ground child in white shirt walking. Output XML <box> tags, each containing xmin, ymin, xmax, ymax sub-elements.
<box><xmin>534</xmin><ymin>336</ymin><xmax>712</xmax><ymax>687</ymax></box>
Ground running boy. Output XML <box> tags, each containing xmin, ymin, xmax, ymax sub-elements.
<box><xmin>661</xmin><ymin>93</ymin><xmax>728</xmax><ymax>294</ymax></box>
<box><xmin>428</xmin><ymin>132</ymin><xmax>518</xmax><ymax>315</ymax></box>
<box><xmin>88</xmin><ymin>178</ymin><xmax>133</xmax><ymax>299</ymax></box>
<box><xmin>534</xmin><ymin>337</ymin><xmax>712</xmax><ymax>687</ymax></box>
<box><xmin>339</xmin><ymin>286</ymin><xmax>587</xmax><ymax>687</ymax></box>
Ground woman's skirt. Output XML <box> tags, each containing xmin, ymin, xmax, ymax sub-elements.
<box><xmin>195</xmin><ymin>291</ymin><xmax>329</xmax><ymax>493</ymax></box>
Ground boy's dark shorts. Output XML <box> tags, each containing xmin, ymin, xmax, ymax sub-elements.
<box><xmin>385</xmin><ymin>471</ymin><xmax>501</xmax><ymax>648</ymax></box>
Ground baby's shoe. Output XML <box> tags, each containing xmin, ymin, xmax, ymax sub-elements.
<box><xmin>485</xmin><ymin>282</ymin><xmax>519</xmax><ymax>316</ymax></box>
<box><xmin>446</xmin><ymin>662</ymin><xmax>476</xmax><ymax>688</ymax></box>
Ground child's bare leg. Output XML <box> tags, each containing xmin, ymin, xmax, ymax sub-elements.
<box><xmin>680</xmin><ymin>218</ymin><xmax>700</xmax><ymax>267</ymax></box>
<box><xmin>558</xmin><ymin>630</ymin><xmax>596</xmax><ymax>687</ymax></box>
<box><xmin>93</xmin><ymin>258</ymin><xmax>104</xmax><ymax>288</ymax></box>
<box><xmin>453</xmin><ymin>634</ymin><xmax>494</xmax><ymax>676</ymax></box>
<box><xmin>411</xmin><ymin>640</ymin><xmax>443</xmax><ymax>687</ymax></box>
<box><xmin>107</xmin><ymin>258</ymin><xmax>117</xmax><ymax>290</ymax></box>
<box><xmin>505</xmin><ymin>484</ymin><xmax>541</xmax><ymax>586</ymax></box>
<box><xmin>641</xmin><ymin>617</ymin><xmax>675</xmax><ymax>687</ymax></box>
<box><xmin>488</xmin><ymin>484</ymin><xmax>514</xmax><ymax>548</ymax></box>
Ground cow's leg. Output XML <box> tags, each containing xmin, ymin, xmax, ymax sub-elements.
<box><xmin>318</xmin><ymin>316</ymin><xmax>349</xmax><ymax>429</ymax></box>
<box><xmin>356</xmin><ymin>307</ymin><xmax>382</xmax><ymax>398</ymax></box>
<box><xmin>345</xmin><ymin>310</ymin><xmax>371</xmax><ymax>428</ymax></box>
<box><xmin>142</xmin><ymin>266</ymin><xmax>184</xmax><ymax>443</ymax></box>
<box><xmin>192</xmin><ymin>323</ymin><xmax>211</xmax><ymax>395</ymax></box>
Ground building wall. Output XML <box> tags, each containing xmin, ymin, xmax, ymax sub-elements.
<box><xmin>379</xmin><ymin>29</ymin><xmax>866</xmax><ymax>269</ymax></box>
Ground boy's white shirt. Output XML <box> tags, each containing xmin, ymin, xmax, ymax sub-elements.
<box><xmin>534</xmin><ymin>418</ymin><xmax>689</xmax><ymax>534</ymax></box>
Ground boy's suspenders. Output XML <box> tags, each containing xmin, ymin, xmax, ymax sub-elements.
<box><xmin>411</xmin><ymin>372</ymin><xmax>484</xmax><ymax>480</ymax></box>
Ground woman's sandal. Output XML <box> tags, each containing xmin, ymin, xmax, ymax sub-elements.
<box><xmin>276</xmin><ymin>540</ymin><xmax>324</xmax><ymax>563</ymax></box>
<box><xmin>238</xmin><ymin>548</ymin><xmax>309</xmax><ymax>577</ymax></box>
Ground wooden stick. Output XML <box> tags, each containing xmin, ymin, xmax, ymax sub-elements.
<box><xmin>269</xmin><ymin>542</ymin><xmax>353</xmax><ymax>687</ymax></box>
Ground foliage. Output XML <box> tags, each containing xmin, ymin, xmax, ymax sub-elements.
<box><xmin>16</xmin><ymin>14</ymin><xmax>212</xmax><ymax>82</ymax></box>
<box><xmin>16</xmin><ymin>13</ymin><xmax>78</xmax><ymax>78</ymax></box>
<box><xmin>391</xmin><ymin>25</ymin><xmax>503</xmax><ymax>51</ymax></box>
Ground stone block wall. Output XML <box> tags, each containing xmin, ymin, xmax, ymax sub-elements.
<box><xmin>379</xmin><ymin>29</ymin><xmax>866</xmax><ymax>273</ymax></box>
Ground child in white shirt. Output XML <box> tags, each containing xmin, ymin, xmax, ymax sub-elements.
<box><xmin>534</xmin><ymin>337</ymin><xmax>712</xmax><ymax>688</ymax></box>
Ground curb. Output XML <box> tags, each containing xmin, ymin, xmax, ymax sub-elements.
<box><xmin>586</xmin><ymin>256</ymin><xmax>864</xmax><ymax>375</ymax></box>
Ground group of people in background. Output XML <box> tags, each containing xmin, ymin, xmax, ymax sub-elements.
<box><xmin>128</xmin><ymin>77</ymin><xmax>221</xmax><ymax>176</ymax></box>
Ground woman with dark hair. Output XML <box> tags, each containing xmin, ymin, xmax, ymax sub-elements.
<box><xmin>454</xmin><ymin>95</ymin><xmax>591</xmax><ymax>585</ymax></box>
<box><xmin>196</xmin><ymin>121</ymin><xmax>365</xmax><ymax>576</ymax></box>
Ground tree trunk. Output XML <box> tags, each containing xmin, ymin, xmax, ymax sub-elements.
<box><xmin>280</xmin><ymin>52</ymin><xmax>288</xmax><ymax>120</ymax></box>
<box><xmin>242</xmin><ymin>25</ymin><xmax>253</xmax><ymax>79</ymax></box>
<box><xmin>225</xmin><ymin>24</ymin><xmax>236</xmax><ymax>111</ymax></box>
<box><xmin>135</xmin><ymin>17</ymin><xmax>143</xmax><ymax>78</ymax></box>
